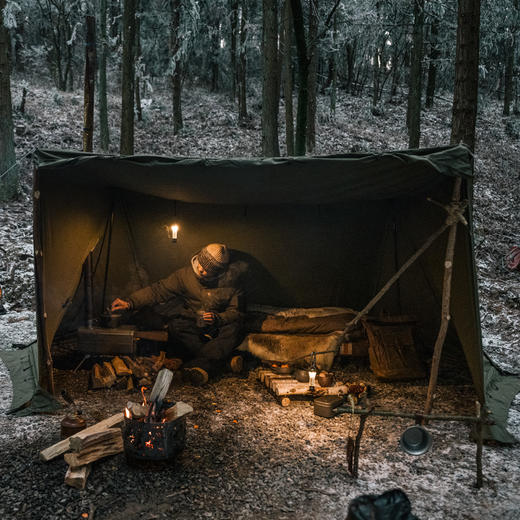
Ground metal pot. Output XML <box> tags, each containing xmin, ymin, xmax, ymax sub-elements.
<box><xmin>100</xmin><ymin>312</ymin><xmax>123</xmax><ymax>328</ymax></box>
<box><xmin>317</xmin><ymin>371</ymin><xmax>334</xmax><ymax>387</ymax></box>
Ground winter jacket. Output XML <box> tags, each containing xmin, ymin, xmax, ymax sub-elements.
<box><xmin>127</xmin><ymin>261</ymin><xmax>247</xmax><ymax>325</ymax></box>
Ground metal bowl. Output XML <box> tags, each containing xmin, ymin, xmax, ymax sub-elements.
<box><xmin>399</xmin><ymin>425</ymin><xmax>433</xmax><ymax>455</ymax></box>
<box><xmin>294</xmin><ymin>368</ymin><xmax>309</xmax><ymax>382</ymax></box>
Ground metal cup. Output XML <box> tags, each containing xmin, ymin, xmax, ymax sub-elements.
<box><xmin>399</xmin><ymin>425</ymin><xmax>433</xmax><ymax>455</ymax></box>
<box><xmin>196</xmin><ymin>310</ymin><xmax>207</xmax><ymax>328</ymax></box>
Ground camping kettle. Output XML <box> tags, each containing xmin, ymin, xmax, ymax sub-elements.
<box><xmin>60</xmin><ymin>390</ymin><xmax>87</xmax><ymax>439</ymax></box>
<box><xmin>61</xmin><ymin>413</ymin><xmax>86</xmax><ymax>439</ymax></box>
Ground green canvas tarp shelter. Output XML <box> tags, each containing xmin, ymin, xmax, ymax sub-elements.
<box><xmin>32</xmin><ymin>145</ymin><xmax>519</xmax><ymax>442</ymax></box>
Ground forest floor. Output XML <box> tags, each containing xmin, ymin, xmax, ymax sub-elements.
<box><xmin>0</xmin><ymin>77</ymin><xmax>519</xmax><ymax>520</ymax></box>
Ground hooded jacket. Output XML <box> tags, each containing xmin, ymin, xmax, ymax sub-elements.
<box><xmin>127</xmin><ymin>260</ymin><xmax>247</xmax><ymax>325</ymax></box>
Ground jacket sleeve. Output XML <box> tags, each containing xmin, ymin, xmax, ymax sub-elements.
<box><xmin>216</xmin><ymin>286</ymin><xmax>244</xmax><ymax>325</ymax></box>
<box><xmin>127</xmin><ymin>271</ymin><xmax>183</xmax><ymax>309</ymax></box>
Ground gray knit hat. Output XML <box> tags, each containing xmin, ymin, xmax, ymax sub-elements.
<box><xmin>193</xmin><ymin>243</ymin><xmax>229</xmax><ymax>276</ymax></box>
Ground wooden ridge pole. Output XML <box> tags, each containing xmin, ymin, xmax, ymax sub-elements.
<box><xmin>423</xmin><ymin>177</ymin><xmax>464</xmax><ymax>418</ymax></box>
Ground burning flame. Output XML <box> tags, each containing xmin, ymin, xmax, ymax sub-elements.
<box><xmin>145</xmin><ymin>439</ymin><xmax>153</xmax><ymax>448</ymax></box>
<box><xmin>124</xmin><ymin>407</ymin><xmax>132</xmax><ymax>419</ymax></box>
<box><xmin>141</xmin><ymin>386</ymin><xmax>148</xmax><ymax>406</ymax></box>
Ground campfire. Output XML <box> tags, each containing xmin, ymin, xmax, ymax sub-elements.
<box><xmin>39</xmin><ymin>368</ymin><xmax>193</xmax><ymax>488</ymax></box>
<box><xmin>122</xmin><ymin>385</ymin><xmax>191</xmax><ymax>467</ymax></box>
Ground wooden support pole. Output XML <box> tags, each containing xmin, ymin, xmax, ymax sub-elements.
<box><xmin>424</xmin><ymin>177</ymin><xmax>463</xmax><ymax>418</ymax></box>
<box><xmin>338</xmin><ymin>220</ymin><xmax>449</xmax><ymax>342</ymax></box>
<box><xmin>352</xmin><ymin>411</ymin><xmax>371</xmax><ymax>478</ymax></box>
<box><xmin>475</xmin><ymin>401</ymin><xmax>484</xmax><ymax>488</ymax></box>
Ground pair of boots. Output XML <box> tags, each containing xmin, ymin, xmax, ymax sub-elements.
<box><xmin>182</xmin><ymin>355</ymin><xmax>244</xmax><ymax>386</ymax></box>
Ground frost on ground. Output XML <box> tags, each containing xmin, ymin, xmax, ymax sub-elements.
<box><xmin>0</xmin><ymin>79</ymin><xmax>519</xmax><ymax>519</ymax></box>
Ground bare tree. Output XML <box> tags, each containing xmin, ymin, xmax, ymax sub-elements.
<box><xmin>0</xmin><ymin>0</ymin><xmax>17</xmax><ymax>200</ymax></box>
<box><xmin>120</xmin><ymin>0</ymin><xmax>136</xmax><ymax>155</ymax></box>
<box><xmin>262</xmin><ymin>0</ymin><xmax>280</xmax><ymax>156</ymax></box>
<box><xmin>98</xmin><ymin>0</ymin><xmax>110</xmax><ymax>151</ymax></box>
<box><xmin>450</xmin><ymin>0</ymin><xmax>480</xmax><ymax>152</ymax></box>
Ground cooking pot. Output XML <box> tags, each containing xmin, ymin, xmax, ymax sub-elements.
<box><xmin>100</xmin><ymin>312</ymin><xmax>123</xmax><ymax>328</ymax></box>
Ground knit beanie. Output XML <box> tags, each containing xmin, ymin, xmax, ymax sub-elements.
<box><xmin>195</xmin><ymin>243</ymin><xmax>229</xmax><ymax>276</ymax></box>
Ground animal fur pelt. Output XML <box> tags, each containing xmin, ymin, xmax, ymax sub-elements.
<box><xmin>247</xmin><ymin>304</ymin><xmax>354</xmax><ymax>319</ymax></box>
<box><xmin>237</xmin><ymin>332</ymin><xmax>341</xmax><ymax>370</ymax></box>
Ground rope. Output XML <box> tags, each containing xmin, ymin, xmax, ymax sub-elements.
<box><xmin>0</xmin><ymin>148</ymin><xmax>36</xmax><ymax>180</ymax></box>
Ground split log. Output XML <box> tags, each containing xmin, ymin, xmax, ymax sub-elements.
<box><xmin>103</xmin><ymin>360</ymin><xmax>117</xmax><ymax>381</ymax></box>
<box><xmin>69</xmin><ymin>427</ymin><xmax>121</xmax><ymax>452</ymax></box>
<box><xmin>39</xmin><ymin>413</ymin><xmax>123</xmax><ymax>462</ymax></box>
<box><xmin>125</xmin><ymin>401</ymin><xmax>149</xmax><ymax>419</ymax></box>
<box><xmin>164</xmin><ymin>401</ymin><xmax>193</xmax><ymax>422</ymax></box>
<box><xmin>91</xmin><ymin>363</ymin><xmax>112</xmax><ymax>389</ymax></box>
<box><xmin>152</xmin><ymin>350</ymin><xmax>166</xmax><ymax>372</ymax></box>
<box><xmin>111</xmin><ymin>356</ymin><xmax>132</xmax><ymax>376</ymax></box>
<box><xmin>149</xmin><ymin>368</ymin><xmax>173</xmax><ymax>403</ymax></box>
<box><xmin>64</xmin><ymin>428</ymin><xmax>123</xmax><ymax>468</ymax></box>
<box><xmin>64</xmin><ymin>464</ymin><xmax>91</xmax><ymax>489</ymax></box>
<box><xmin>163</xmin><ymin>357</ymin><xmax>183</xmax><ymax>371</ymax></box>
<box><xmin>122</xmin><ymin>356</ymin><xmax>147</xmax><ymax>379</ymax></box>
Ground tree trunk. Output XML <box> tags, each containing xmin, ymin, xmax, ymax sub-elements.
<box><xmin>0</xmin><ymin>0</ymin><xmax>18</xmax><ymax>200</ymax></box>
<box><xmin>282</xmin><ymin>0</ymin><xmax>294</xmax><ymax>155</ymax></box>
<box><xmin>135</xmin><ymin>8</ymin><xmax>142</xmax><ymax>123</ymax></box>
<box><xmin>329</xmin><ymin>13</ymin><xmax>338</xmax><ymax>118</ymax></box>
<box><xmin>345</xmin><ymin>40</ymin><xmax>355</xmax><ymax>94</ymax></box>
<box><xmin>450</xmin><ymin>0</ymin><xmax>480</xmax><ymax>152</ymax></box>
<box><xmin>503</xmin><ymin>38</ymin><xmax>515</xmax><ymax>116</ymax></box>
<box><xmin>99</xmin><ymin>0</ymin><xmax>110</xmax><ymax>151</ymax></box>
<box><xmin>407</xmin><ymin>0</ymin><xmax>424</xmax><ymax>148</ymax></box>
<box><xmin>425</xmin><ymin>18</ymin><xmax>438</xmax><ymax>108</ymax></box>
<box><xmin>291</xmin><ymin>0</ymin><xmax>308</xmax><ymax>156</ymax></box>
<box><xmin>262</xmin><ymin>0</ymin><xmax>280</xmax><ymax>156</ymax></box>
<box><xmin>120</xmin><ymin>0</ymin><xmax>136</xmax><ymax>155</ymax></box>
<box><xmin>83</xmin><ymin>16</ymin><xmax>96</xmax><ymax>153</ymax></box>
<box><xmin>170</xmin><ymin>0</ymin><xmax>183</xmax><ymax>134</ymax></box>
<box><xmin>306</xmin><ymin>0</ymin><xmax>318</xmax><ymax>154</ymax></box>
<box><xmin>209</xmin><ymin>14</ymin><xmax>220</xmax><ymax>92</ymax></box>
<box><xmin>238</xmin><ymin>0</ymin><xmax>248</xmax><ymax>123</ymax></box>
<box><xmin>230</xmin><ymin>0</ymin><xmax>239</xmax><ymax>100</ymax></box>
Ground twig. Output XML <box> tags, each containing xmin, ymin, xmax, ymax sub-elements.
<box><xmin>352</xmin><ymin>407</ymin><xmax>373</xmax><ymax>478</ymax></box>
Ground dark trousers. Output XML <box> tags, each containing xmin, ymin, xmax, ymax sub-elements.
<box><xmin>167</xmin><ymin>317</ymin><xmax>241</xmax><ymax>377</ymax></box>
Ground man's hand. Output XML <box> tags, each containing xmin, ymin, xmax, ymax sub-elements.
<box><xmin>111</xmin><ymin>298</ymin><xmax>131</xmax><ymax>312</ymax></box>
<box><xmin>203</xmin><ymin>311</ymin><xmax>217</xmax><ymax>325</ymax></box>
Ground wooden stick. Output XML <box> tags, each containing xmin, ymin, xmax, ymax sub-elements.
<box><xmin>339</xmin><ymin>220</ymin><xmax>450</xmax><ymax>341</ymax></box>
<box><xmin>475</xmin><ymin>401</ymin><xmax>484</xmax><ymax>488</ymax></box>
<box><xmin>333</xmin><ymin>406</ymin><xmax>488</xmax><ymax>424</ymax></box>
<box><xmin>69</xmin><ymin>427</ymin><xmax>121</xmax><ymax>453</ymax></box>
<box><xmin>352</xmin><ymin>410</ymin><xmax>372</xmax><ymax>478</ymax></box>
<box><xmin>424</xmin><ymin>177</ymin><xmax>463</xmax><ymax>418</ymax></box>
<box><xmin>39</xmin><ymin>412</ymin><xmax>123</xmax><ymax>461</ymax></box>
<box><xmin>164</xmin><ymin>401</ymin><xmax>194</xmax><ymax>422</ymax></box>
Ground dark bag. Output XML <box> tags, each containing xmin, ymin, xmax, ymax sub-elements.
<box><xmin>346</xmin><ymin>489</ymin><xmax>419</xmax><ymax>520</ymax></box>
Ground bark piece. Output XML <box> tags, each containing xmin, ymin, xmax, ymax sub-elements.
<box><xmin>64</xmin><ymin>464</ymin><xmax>91</xmax><ymax>489</ymax></box>
<box><xmin>39</xmin><ymin>413</ymin><xmax>123</xmax><ymax>462</ymax></box>
<box><xmin>64</xmin><ymin>428</ymin><xmax>123</xmax><ymax>468</ymax></box>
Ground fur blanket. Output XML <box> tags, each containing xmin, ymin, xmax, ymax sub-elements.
<box><xmin>237</xmin><ymin>332</ymin><xmax>341</xmax><ymax>370</ymax></box>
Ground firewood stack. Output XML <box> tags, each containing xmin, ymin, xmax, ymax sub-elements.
<box><xmin>90</xmin><ymin>352</ymin><xmax>182</xmax><ymax>390</ymax></box>
<box><xmin>40</xmin><ymin>369</ymin><xmax>192</xmax><ymax>489</ymax></box>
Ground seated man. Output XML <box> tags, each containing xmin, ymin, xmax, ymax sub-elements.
<box><xmin>111</xmin><ymin>243</ymin><xmax>246</xmax><ymax>385</ymax></box>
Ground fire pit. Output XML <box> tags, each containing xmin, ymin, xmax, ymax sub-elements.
<box><xmin>122</xmin><ymin>399</ymin><xmax>192</xmax><ymax>469</ymax></box>
<box><xmin>123</xmin><ymin>416</ymin><xmax>186</xmax><ymax>468</ymax></box>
